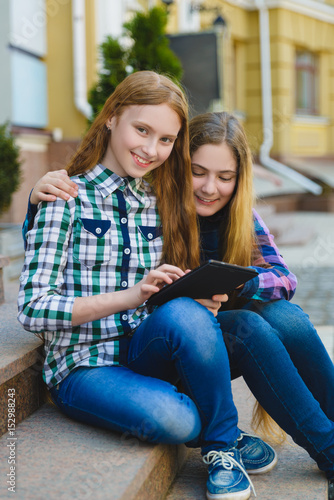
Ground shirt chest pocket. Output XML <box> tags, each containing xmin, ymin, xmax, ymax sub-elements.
<box><xmin>73</xmin><ymin>218</ymin><xmax>114</xmax><ymax>269</ymax></box>
<box><xmin>138</xmin><ymin>225</ymin><xmax>163</xmax><ymax>270</ymax></box>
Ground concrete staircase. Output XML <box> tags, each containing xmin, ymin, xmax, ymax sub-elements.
<box><xmin>0</xmin><ymin>280</ymin><xmax>188</xmax><ymax>500</ymax></box>
<box><xmin>254</xmin><ymin>204</ymin><xmax>316</xmax><ymax>247</ymax></box>
<box><xmin>0</xmin><ymin>279</ymin><xmax>332</xmax><ymax>499</ymax></box>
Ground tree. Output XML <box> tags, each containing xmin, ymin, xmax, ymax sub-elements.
<box><xmin>88</xmin><ymin>37</ymin><xmax>127</xmax><ymax>120</ymax></box>
<box><xmin>124</xmin><ymin>7</ymin><xmax>182</xmax><ymax>78</ymax></box>
<box><xmin>88</xmin><ymin>7</ymin><xmax>183</xmax><ymax>122</ymax></box>
<box><xmin>0</xmin><ymin>123</ymin><xmax>21</xmax><ymax>214</ymax></box>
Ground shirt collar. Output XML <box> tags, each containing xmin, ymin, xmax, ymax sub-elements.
<box><xmin>83</xmin><ymin>164</ymin><xmax>153</xmax><ymax>203</ymax></box>
<box><xmin>126</xmin><ymin>176</ymin><xmax>153</xmax><ymax>205</ymax></box>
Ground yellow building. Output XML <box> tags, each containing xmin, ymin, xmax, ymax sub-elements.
<box><xmin>0</xmin><ymin>0</ymin><xmax>99</xmax><ymax>223</ymax></box>
<box><xmin>4</xmin><ymin>1</ymin><xmax>333</xmax><ymax>155</ymax></box>
<box><xmin>159</xmin><ymin>0</ymin><xmax>334</xmax><ymax>161</ymax></box>
<box><xmin>1</xmin><ymin>0</ymin><xmax>334</xmax><ymax>224</ymax></box>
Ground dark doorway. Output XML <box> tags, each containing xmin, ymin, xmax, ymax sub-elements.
<box><xmin>168</xmin><ymin>31</ymin><xmax>220</xmax><ymax>116</ymax></box>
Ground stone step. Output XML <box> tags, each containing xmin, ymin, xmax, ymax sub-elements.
<box><xmin>254</xmin><ymin>207</ymin><xmax>316</xmax><ymax>246</ymax></box>
<box><xmin>0</xmin><ymin>403</ymin><xmax>187</xmax><ymax>499</ymax></box>
<box><xmin>0</xmin><ymin>280</ymin><xmax>45</xmax><ymax>437</ymax></box>
<box><xmin>1</xmin><ymin>278</ymin><xmax>332</xmax><ymax>499</ymax></box>
<box><xmin>0</xmin><ymin>280</ymin><xmax>187</xmax><ymax>499</ymax></box>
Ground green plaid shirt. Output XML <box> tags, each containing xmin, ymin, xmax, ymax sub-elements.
<box><xmin>18</xmin><ymin>164</ymin><xmax>163</xmax><ymax>387</ymax></box>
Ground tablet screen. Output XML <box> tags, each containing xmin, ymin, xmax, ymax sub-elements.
<box><xmin>146</xmin><ymin>260</ymin><xmax>258</xmax><ymax>307</ymax></box>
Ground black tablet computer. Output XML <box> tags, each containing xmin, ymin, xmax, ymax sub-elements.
<box><xmin>146</xmin><ymin>259</ymin><xmax>258</xmax><ymax>307</ymax></box>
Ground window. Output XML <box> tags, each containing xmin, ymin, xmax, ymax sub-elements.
<box><xmin>295</xmin><ymin>50</ymin><xmax>319</xmax><ymax>115</ymax></box>
<box><xmin>11</xmin><ymin>51</ymin><xmax>48</xmax><ymax>128</ymax></box>
<box><xmin>9</xmin><ymin>0</ymin><xmax>48</xmax><ymax>128</ymax></box>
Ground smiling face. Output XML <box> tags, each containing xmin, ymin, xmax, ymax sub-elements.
<box><xmin>102</xmin><ymin>103</ymin><xmax>181</xmax><ymax>178</ymax></box>
<box><xmin>191</xmin><ymin>142</ymin><xmax>238</xmax><ymax>217</ymax></box>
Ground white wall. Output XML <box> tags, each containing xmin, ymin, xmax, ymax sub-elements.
<box><xmin>0</xmin><ymin>0</ymin><xmax>12</xmax><ymax>124</ymax></box>
<box><xmin>96</xmin><ymin>0</ymin><xmax>125</xmax><ymax>43</ymax></box>
<box><xmin>9</xmin><ymin>0</ymin><xmax>47</xmax><ymax>56</ymax></box>
<box><xmin>178</xmin><ymin>0</ymin><xmax>201</xmax><ymax>33</ymax></box>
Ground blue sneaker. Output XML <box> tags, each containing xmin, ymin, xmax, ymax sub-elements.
<box><xmin>203</xmin><ymin>448</ymin><xmax>255</xmax><ymax>500</ymax></box>
<box><xmin>236</xmin><ymin>431</ymin><xmax>277</xmax><ymax>474</ymax></box>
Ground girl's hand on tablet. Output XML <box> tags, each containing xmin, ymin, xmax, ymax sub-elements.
<box><xmin>196</xmin><ymin>294</ymin><xmax>228</xmax><ymax>317</ymax></box>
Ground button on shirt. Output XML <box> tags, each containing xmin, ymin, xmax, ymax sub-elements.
<box><xmin>18</xmin><ymin>164</ymin><xmax>163</xmax><ymax>388</ymax></box>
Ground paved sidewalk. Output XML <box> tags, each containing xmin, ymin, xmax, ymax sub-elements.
<box><xmin>259</xmin><ymin>210</ymin><xmax>334</xmax><ymax>328</ymax></box>
<box><xmin>166</xmin><ymin>377</ymin><xmax>327</xmax><ymax>500</ymax></box>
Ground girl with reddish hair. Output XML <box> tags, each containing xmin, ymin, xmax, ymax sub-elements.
<box><xmin>19</xmin><ymin>72</ymin><xmax>278</xmax><ymax>500</ymax></box>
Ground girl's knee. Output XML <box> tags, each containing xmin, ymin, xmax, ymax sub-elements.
<box><xmin>158</xmin><ymin>297</ymin><xmax>220</xmax><ymax>341</ymax></box>
<box><xmin>221</xmin><ymin>310</ymin><xmax>278</xmax><ymax>359</ymax></box>
<box><xmin>220</xmin><ymin>310</ymin><xmax>270</xmax><ymax>342</ymax></box>
<box><xmin>259</xmin><ymin>300</ymin><xmax>316</xmax><ymax>342</ymax></box>
<box><xmin>138</xmin><ymin>390</ymin><xmax>201</xmax><ymax>444</ymax></box>
<box><xmin>159</xmin><ymin>297</ymin><xmax>213</xmax><ymax>326</ymax></box>
<box><xmin>150</xmin><ymin>298</ymin><xmax>224</xmax><ymax>363</ymax></box>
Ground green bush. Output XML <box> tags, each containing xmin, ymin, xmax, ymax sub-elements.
<box><xmin>124</xmin><ymin>7</ymin><xmax>182</xmax><ymax>78</ymax></box>
<box><xmin>88</xmin><ymin>7</ymin><xmax>183</xmax><ymax>124</ymax></box>
<box><xmin>88</xmin><ymin>37</ymin><xmax>128</xmax><ymax>121</ymax></box>
<box><xmin>0</xmin><ymin>123</ymin><xmax>21</xmax><ymax>214</ymax></box>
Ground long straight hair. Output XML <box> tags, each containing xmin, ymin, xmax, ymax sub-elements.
<box><xmin>66</xmin><ymin>71</ymin><xmax>199</xmax><ymax>270</ymax></box>
<box><xmin>189</xmin><ymin>111</ymin><xmax>255</xmax><ymax>266</ymax></box>
<box><xmin>189</xmin><ymin>111</ymin><xmax>286</xmax><ymax>443</ymax></box>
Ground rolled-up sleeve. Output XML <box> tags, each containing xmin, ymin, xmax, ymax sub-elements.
<box><xmin>238</xmin><ymin>209</ymin><xmax>297</xmax><ymax>301</ymax></box>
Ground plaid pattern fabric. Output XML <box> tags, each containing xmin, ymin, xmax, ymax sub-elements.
<box><xmin>22</xmin><ymin>189</ymin><xmax>35</xmax><ymax>249</ymax></box>
<box><xmin>199</xmin><ymin>209</ymin><xmax>297</xmax><ymax>302</ymax></box>
<box><xmin>239</xmin><ymin>209</ymin><xmax>297</xmax><ymax>301</ymax></box>
<box><xmin>18</xmin><ymin>164</ymin><xmax>163</xmax><ymax>388</ymax></box>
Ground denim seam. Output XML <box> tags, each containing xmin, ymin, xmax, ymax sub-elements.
<box><xmin>56</xmin><ymin>397</ymin><xmax>141</xmax><ymax>432</ymax></box>
<box><xmin>127</xmin><ymin>336</ymin><xmax>170</xmax><ymax>365</ymax></box>
<box><xmin>129</xmin><ymin>335</ymin><xmax>209</xmax><ymax>426</ymax></box>
<box><xmin>54</xmin><ymin>369</ymin><xmax>155</xmax><ymax>438</ymax></box>
<box><xmin>172</xmin><ymin>350</ymin><xmax>209</xmax><ymax>426</ymax></box>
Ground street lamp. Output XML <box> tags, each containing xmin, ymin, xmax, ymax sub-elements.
<box><xmin>212</xmin><ymin>13</ymin><xmax>227</xmax><ymax>112</ymax></box>
<box><xmin>161</xmin><ymin>0</ymin><xmax>174</xmax><ymax>12</ymax></box>
<box><xmin>213</xmin><ymin>15</ymin><xmax>227</xmax><ymax>30</ymax></box>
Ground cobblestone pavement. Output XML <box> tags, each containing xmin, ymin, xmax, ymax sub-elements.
<box><xmin>259</xmin><ymin>210</ymin><xmax>334</xmax><ymax>328</ymax></box>
<box><xmin>290</xmin><ymin>265</ymin><xmax>334</xmax><ymax>327</ymax></box>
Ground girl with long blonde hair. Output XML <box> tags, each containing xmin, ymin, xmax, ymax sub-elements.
<box><xmin>189</xmin><ymin>111</ymin><xmax>334</xmax><ymax>491</ymax></box>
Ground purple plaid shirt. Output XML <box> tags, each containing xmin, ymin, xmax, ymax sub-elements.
<box><xmin>239</xmin><ymin>210</ymin><xmax>297</xmax><ymax>301</ymax></box>
<box><xmin>199</xmin><ymin>209</ymin><xmax>297</xmax><ymax>302</ymax></box>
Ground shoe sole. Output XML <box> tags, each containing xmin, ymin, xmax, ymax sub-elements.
<box><xmin>246</xmin><ymin>450</ymin><xmax>278</xmax><ymax>475</ymax></box>
<box><xmin>206</xmin><ymin>486</ymin><xmax>251</xmax><ymax>500</ymax></box>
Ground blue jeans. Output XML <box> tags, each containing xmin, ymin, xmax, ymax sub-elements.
<box><xmin>217</xmin><ymin>299</ymin><xmax>334</xmax><ymax>478</ymax></box>
<box><xmin>50</xmin><ymin>297</ymin><xmax>240</xmax><ymax>454</ymax></box>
